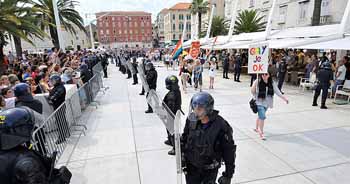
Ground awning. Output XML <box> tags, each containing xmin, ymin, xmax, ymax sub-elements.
<box><xmin>292</xmin><ymin>36</ymin><xmax>350</xmax><ymax>50</ymax></box>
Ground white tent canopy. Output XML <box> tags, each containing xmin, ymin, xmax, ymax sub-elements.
<box><xmin>292</xmin><ymin>36</ymin><xmax>350</xmax><ymax>50</ymax></box>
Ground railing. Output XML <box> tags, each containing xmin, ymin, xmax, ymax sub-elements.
<box><xmin>31</xmin><ymin>62</ymin><xmax>108</xmax><ymax>164</ymax></box>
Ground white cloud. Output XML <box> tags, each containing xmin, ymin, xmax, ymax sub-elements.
<box><xmin>76</xmin><ymin>0</ymin><xmax>191</xmax><ymax>24</ymax></box>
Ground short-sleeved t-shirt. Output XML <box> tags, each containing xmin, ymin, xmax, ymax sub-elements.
<box><xmin>337</xmin><ymin>65</ymin><xmax>347</xmax><ymax>80</ymax></box>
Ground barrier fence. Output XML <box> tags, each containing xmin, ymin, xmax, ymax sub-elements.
<box><xmin>31</xmin><ymin>62</ymin><xmax>108</xmax><ymax>164</ymax></box>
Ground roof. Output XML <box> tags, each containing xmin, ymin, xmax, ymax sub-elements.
<box><xmin>169</xmin><ymin>3</ymin><xmax>191</xmax><ymax>10</ymax></box>
<box><xmin>96</xmin><ymin>11</ymin><xmax>151</xmax><ymax>17</ymax></box>
<box><xmin>160</xmin><ymin>8</ymin><xmax>168</xmax><ymax>13</ymax></box>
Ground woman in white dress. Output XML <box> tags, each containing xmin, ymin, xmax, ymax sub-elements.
<box><xmin>209</xmin><ymin>58</ymin><xmax>217</xmax><ymax>89</ymax></box>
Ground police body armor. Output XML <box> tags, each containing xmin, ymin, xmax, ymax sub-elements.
<box><xmin>184</xmin><ymin>116</ymin><xmax>225</xmax><ymax>170</ymax></box>
<box><xmin>0</xmin><ymin>148</ymin><xmax>71</xmax><ymax>184</ymax></box>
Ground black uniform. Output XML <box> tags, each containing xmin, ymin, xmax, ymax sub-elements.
<box><xmin>182</xmin><ymin>110</ymin><xmax>236</xmax><ymax>184</ymax></box>
<box><xmin>101</xmin><ymin>54</ymin><xmax>109</xmax><ymax>78</ymax></box>
<box><xmin>132</xmin><ymin>59</ymin><xmax>139</xmax><ymax>85</ymax></box>
<box><xmin>48</xmin><ymin>83</ymin><xmax>69</xmax><ymax>144</ymax></box>
<box><xmin>277</xmin><ymin>60</ymin><xmax>287</xmax><ymax>91</ymax></box>
<box><xmin>145</xmin><ymin>67</ymin><xmax>157</xmax><ymax>112</ymax></box>
<box><xmin>163</xmin><ymin>88</ymin><xmax>182</xmax><ymax>151</ymax></box>
<box><xmin>234</xmin><ymin>55</ymin><xmax>242</xmax><ymax>82</ymax></box>
<box><xmin>313</xmin><ymin>66</ymin><xmax>333</xmax><ymax>108</ymax></box>
<box><xmin>223</xmin><ymin>56</ymin><xmax>229</xmax><ymax>79</ymax></box>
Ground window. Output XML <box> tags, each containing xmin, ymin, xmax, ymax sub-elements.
<box><xmin>124</xmin><ymin>30</ymin><xmax>127</xmax><ymax>34</ymax></box>
<box><xmin>124</xmin><ymin>22</ymin><xmax>127</xmax><ymax>27</ymax></box>
<box><xmin>99</xmin><ymin>22</ymin><xmax>103</xmax><ymax>27</ymax></box>
<box><xmin>173</xmin><ymin>14</ymin><xmax>175</xmax><ymax>20</ymax></box>
<box><xmin>118</xmin><ymin>22</ymin><xmax>121</xmax><ymax>27</ymax></box>
<box><xmin>106</xmin><ymin>30</ymin><xmax>110</xmax><ymax>35</ymax></box>
<box><xmin>173</xmin><ymin>34</ymin><xmax>175</xmax><ymax>40</ymax></box>
<box><xmin>113</xmin><ymin>22</ymin><xmax>116</xmax><ymax>27</ymax></box>
<box><xmin>129</xmin><ymin>22</ymin><xmax>133</xmax><ymax>27</ymax></box>
<box><xmin>100</xmin><ymin>30</ymin><xmax>104</xmax><ymax>34</ymax></box>
<box><xmin>141</xmin><ymin>22</ymin><xmax>144</xmax><ymax>27</ymax></box>
<box><xmin>321</xmin><ymin>0</ymin><xmax>331</xmax><ymax>16</ymax></box>
<box><xmin>187</xmin><ymin>14</ymin><xmax>191</xmax><ymax>20</ymax></box>
<box><xmin>135</xmin><ymin>29</ymin><xmax>138</xmax><ymax>34</ymax></box>
<box><xmin>105</xmin><ymin>22</ymin><xmax>108</xmax><ymax>27</ymax></box>
<box><xmin>173</xmin><ymin>24</ymin><xmax>176</xmax><ymax>31</ymax></box>
<box><xmin>179</xmin><ymin>14</ymin><xmax>183</xmax><ymax>20</ymax></box>
<box><xmin>130</xmin><ymin>30</ymin><xmax>133</xmax><ymax>34</ymax></box>
<box><xmin>249</xmin><ymin>0</ymin><xmax>255</xmax><ymax>7</ymax></box>
<box><xmin>298</xmin><ymin>1</ymin><xmax>309</xmax><ymax>23</ymax></box>
<box><xmin>187</xmin><ymin>24</ymin><xmax>191</xmax><ymax>31</ymax></box>
<box><xmin>179</xmin><ymin>34</ymin><xmax>182</xmax><ymax>39</ymax></box>
<box><xmin>135</xmin><ymin>22</ymin><xmax>138</xmax><ymax>27</ymax></box>
<box><xmin>179</xmin><ymin>23</ymin><xmax>184</xmax><ymax>31</ymax></box>
<box><xmin>112</xmin><ymin>17</ymin><xmax>115</xmax><ymax>21</ymax></box>
<box><xmin>119</xmin><ymin>30</ymin><xmax>122</xmax><ymax>34</ymax></box>
<box><xmin>278</xmin><ymin>6</ymin><xmax>287</xmax><ymax>23</ymax></box>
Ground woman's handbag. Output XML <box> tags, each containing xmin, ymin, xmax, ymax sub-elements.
<box><xmin>249</xmin><ymin>98</ymin><xmax>258</xmax><ymax>114</ymax></box>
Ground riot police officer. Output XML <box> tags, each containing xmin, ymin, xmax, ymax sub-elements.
<box><xmin>48</xmin><ymin>74</ymin><xmax>69</xmax><ymax>144</ymax></box>
<box><xmin>132</xmin><ymin>57</ymin><xmax>139</xmax><ymax>85</ymax></box>
<box><xmin>163</xmin><ymin>75</ymin><xmax>182</xmax><ymax>155</ymax></box>
<box><xmin>0</xmin><ymin>107</ymin><xmax>72</xmax><ymax>184</ymax></box>
<box><xmin>182</xmin><ymin>92</ymin><xmax>236</xmax><ymax>184</ymax></box>
<box><xmin>145</xmin><ymin>62</ymin><xmax>158</xmax><ymax>113</ymax></box>
<box><xmin>101</xmin><ymin>53</ymin><xmax>109</xmax><ymax>78</ymax></box>
<box><xmin>313</xmin><ymin>61</ymin><xmax>334</xmax><ymax>109</ymax></box>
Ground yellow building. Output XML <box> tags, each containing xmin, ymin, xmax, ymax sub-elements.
<box><xmin>163</xmin><ymin>3</ymin><xmax>192</xmax><ymax>45</ymax></box>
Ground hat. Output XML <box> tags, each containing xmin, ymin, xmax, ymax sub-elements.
<box><xmin>13</xmin><ymin>83</ymin><xmax>31</xmax><ymax>98</ymax></box>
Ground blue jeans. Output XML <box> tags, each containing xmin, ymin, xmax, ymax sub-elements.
<box><xmin>257</xmin><ymin>105</ymin><xmax>267</xmax><ymax>120</ymax></box>
<box><xmin>332</xmin><ymin>80</ymin><xmax>344</xmax><ymax>96</ymax></box>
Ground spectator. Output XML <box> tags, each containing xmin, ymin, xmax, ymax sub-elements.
<box><xmin>0</xmin><ymin>75</ymin><xmax>10</xmax><ymax>87</ymax></box>
<box><xmin>208</xmin><ymin>59</ymin><xmax>217</xmax><ymax>89</ymax></box>
<box><xmin>344</xmin><ymin>56</ymin><xmax>350</xmax><ymax>80</ymax></box>
<box><xmin>332</xmin><ymin>60</ymin><xmax>347</xmax><ymax>97</ymax></box>
<box><xmin>193</xmin><ymin>59</ymin><xmax>203</xmax><ymax>92</ymax></box>
<box><xmin>8</xmin><ymin>74</ymin><xmax>20</xmax><ymax>88</ymax></box>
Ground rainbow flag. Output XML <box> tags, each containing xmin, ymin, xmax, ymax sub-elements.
<box><xmin>171</xmin><ymin>40</ymin><xmax>183</xmax><ymax>60</ymax></box>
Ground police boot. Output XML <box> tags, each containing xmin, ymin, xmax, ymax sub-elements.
<box><xmin>312</xmin><ymin>97</ymin><xmax>318</xmax><ymax>106</ymax></box>
<box><xmin>168</xmin><ymin>148</ymin><xmax>175</xmax><ymax>156</ymax></box>
<box><xmin>164</xmin><ymin>140</ymin><xmax>172</xmax><ymax>146</ymax></box>
<box><xmin>320</xmin><ymin>103</ymin><xmax>328</xmax><ymax>109</ymax></box>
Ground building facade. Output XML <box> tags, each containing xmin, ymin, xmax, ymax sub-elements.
<box><xmin>4</xmin><ymin>26</ymin><xmax>90</xmax><ymax>54</ymax></box>
<box><xmin>96</xmin><ymin>11</ymin><xmax>152</xmax><ymax>48</ymax></box>
<box><xmin>155</xmin><ymin>8</ymin><xmax>168</xmax><ymax>47</ymax></box>
<box><xmin>224</xmin><ymin>0</ymin><xmax>348</xmax><ymax>30</ymax></box>
<box><xmin>163</xmin><ymin>3</ymin><xmax>192</xmax><ymax>45</ymax></box>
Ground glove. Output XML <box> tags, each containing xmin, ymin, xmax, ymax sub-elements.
<box><xmin>218</xmin><ymin>175</ymin><xmax>231</xmax><ymax>184</ymax></box>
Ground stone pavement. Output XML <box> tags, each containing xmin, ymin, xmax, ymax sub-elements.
<box><xmin>59</xmin><ymin>63</ymin><xmax>350</xmax><ymax>184</ymax></box>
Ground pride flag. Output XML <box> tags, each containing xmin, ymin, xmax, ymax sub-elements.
<box><xmin>171</xmin><ymin>40</ymin><xmax>183</xmax><ymax>60</ymax></box>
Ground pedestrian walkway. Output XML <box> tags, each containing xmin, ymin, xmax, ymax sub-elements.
<box><xmin>60</xmin><ymin>64</ymin><xmax>350</xmax><ymax>184</ymax></box>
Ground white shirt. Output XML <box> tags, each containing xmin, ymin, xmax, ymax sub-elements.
<box><xmin>337</xmin><ymin>65</ymin><xmax>347</xmax><ymax>80</ymax></box>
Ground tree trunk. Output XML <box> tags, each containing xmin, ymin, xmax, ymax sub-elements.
<box><xmin>13</xmin><ymin>36</ymin><xmax>23</xmax><ymax>58</ymax></box>
<box><xmin>49</xmin><ymin>25</ymin><xmax>60</xmax><ymax>49</ymax></box>
<box><xmin>198</xmin><ymin>13</ymin><xmax>202</xmax><ymax>39</ymax></box>
<box><xmin>312</xmin><ymin>0</ymin><xmax>322</xmax><ymax>26</ymax></box>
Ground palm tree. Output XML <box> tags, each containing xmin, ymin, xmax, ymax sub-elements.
<box><xmin>203</xmin><ymin>16</ymin><xmax>230</xmax><ymax>37</ymax></box>
<box><xmin>0</xmin><ymin>0</ymin><xmax>46</xmax><ymax>69</ymax></box>
<box><xmin>312</xmin><ymin>0</ymin><xmax>322</xmax><ymax>26</ymax></box>
<box><xmin>234</xmin><ymin>10</ymin><xmax>266</xmax><ymax>34</ymax></box>
<box><xmin>190</xmin><ymin>0</ymin><xmax>209</xmax><ymax>38</ymax></box>
<box><xmin>34</xmin><ymin>0</ymin><xmax>85</xmax><ymax>49</ymax></box>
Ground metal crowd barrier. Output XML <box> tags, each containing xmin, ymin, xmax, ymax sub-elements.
<box><xmin>32</xmin><ymin>62</ymin><xmax>108</xmax><ymax>163</ymax></box>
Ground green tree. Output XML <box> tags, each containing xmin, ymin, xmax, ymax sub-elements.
<box><xmin>34</xmin><ymin>0</ymin><xmax>85</xmax><ymax>49</ymax></box>
<box><xmin>312</xmin><ymin>0</ymin><xmax>322</xmax><ymax>26</ymax></box>
<box><xmin>190</xmin><ymin>0</ymin><xmax>209</xmax><ymax>38</ymax></box>
<box><xmin>203</xmin><ymin>16</ymin><xmax>230</xmax><ymax>37</ymax></box>
<box><xmin>234</xmin><ymin>10</ymin><xmax>266</xmax><ymax>34</ymax></box>
<box><xmin>0</xmin><ymin>0</ymin><xmax>46</xmax><ymax>69</ymax></box>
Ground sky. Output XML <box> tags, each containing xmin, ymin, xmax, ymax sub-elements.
<box><xmin>76</xmin><ymin>0</ymin><xmax>192</xmax><ymax>25</ymax></box>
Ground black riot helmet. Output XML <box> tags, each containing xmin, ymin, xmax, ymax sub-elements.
<box><xmin>320</xmin><ymin>61</ymin><xmax>332</xmax><ymax>71</ymax></box>
<box><xmin>0</xmin><ymin>107</ymin><xmax>36</xmax><ymax>150</ymax></box>
<box><xmin>145</xmin><ymin>62</ymin><xmax>154</xmax><ymax>71</ymax></box>
<box><xmin>165</xmin><ymin>75</ymin><xmax>179</xmax><ymax>90</ymax></box>
<box><xmin>188</xmin><ymin>92</ymin><xmax>214</xmax><ymax>121</ymax></box>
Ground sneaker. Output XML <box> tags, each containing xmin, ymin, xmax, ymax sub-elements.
<box><xmin>168</xmin><ymin>149</ymin><xmax>175</xmax><ymax>156</ymax></box>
